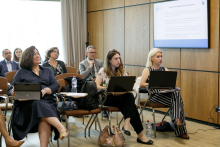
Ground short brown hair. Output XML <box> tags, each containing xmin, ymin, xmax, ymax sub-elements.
<box><xmin>20</xmin><ymin>46</ymin><xmax>41</xmax><ymax>69</ymax></box>
<box><xmin>45</xmin><ymin>47</ymin><xmax>59</xmax><ymax>61</ymax></box>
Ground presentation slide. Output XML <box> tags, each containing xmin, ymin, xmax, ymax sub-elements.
<box><xmin>154</xmin><ymin>0</ymin><xmax>208</xmax><ymax>48</ymax></box>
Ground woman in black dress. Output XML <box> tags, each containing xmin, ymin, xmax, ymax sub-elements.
<box><xmin>7</xmin><ymin>46</ymin><xmax>68</xmax><ymax>147</ymax></box>
<box><xmin>42</xmin><ymin>47</ymin><xmax>67</xmax><ymax>122</ymax></box>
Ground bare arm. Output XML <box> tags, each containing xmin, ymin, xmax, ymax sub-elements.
<box><xmin>140</xmin><ymin>68</ymin><xmax>150</xmax><ymax>88</ymax></box>
<box><xmin>95</xmin><ymin>75</ymin><xmax>104</xmax><ymax>90</ymax></box>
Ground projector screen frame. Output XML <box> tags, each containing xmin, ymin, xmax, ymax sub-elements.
<box><xmin>153</xmin><ymin>0</ymin><xmax>210</xmax><ymax>49</ymax></box>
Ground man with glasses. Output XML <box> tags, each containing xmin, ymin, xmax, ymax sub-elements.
<box><xmin>79</xmin><ymin>45</ymin><xmax>102</xmax><ymax>80</ymax></box>
<box><xmin>0</xmin><ymin>49</ymin><xmax>19</xmax><ymax>77</ymax></box>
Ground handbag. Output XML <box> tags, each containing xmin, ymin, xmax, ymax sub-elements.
<box><xmin>57</xmin><ymin>97</ymin><xmax>78</xmax><ymax>111</ymax></box>
<box><xmin>152</xmin><ymin>121</ymin><xmax>173</xmax><ymax>132</ymax></box>
<box><xmin>98</xmin><ymin>125</ymin><xmax>125</xmax><ymax>147</ymax></box>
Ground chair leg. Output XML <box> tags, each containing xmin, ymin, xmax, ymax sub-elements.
<box><xmin>0</xmin><ymin>134</ymin><xmax>2</xmax><ymax>147</ymax></box>
<box><xmin>101</xmin><ymin>111</ymin><xmax>103</xmax><ymax>121</ymax></box>
<box><xmin>142</xmin><ymin>112</ymin><xmax>143</xmax><ymax>123</ymax></box>
<box><xmin>107</xmin><ymin>112</ymin><xmax>112</xmax><ymax>132</ymax></box>
<box><xmin>96</xmin><ymin>115</ymin><xmax>102</xmax><ymax>132</ymax></box>
<box><xmin>118</xmin><ymin>117</ymin><xmax>124</xmax><ymax>129</ymax></box>
<box><xmin>66</xmin><ymin>116</ymin><xmax>70</xmax><ymax>147</ymax></box>
<box><xmin>83</xmin><ymin>115</ymin><xmax>84</xmax><ymax>125</ymax></box>
<box><xmin>57</xmin><ymin>139</ymin><xmax>59</xmax><ymax>147</ymax></box>
<box><xmin>162</xmin><ymin>108</ymin><xmax>171</xmax><ymax>122</ymax></box>
<box><xmin>152</xmin><ymin>108</ymin><xmax>156</xmax><ymax>137</ymax></box>
<box><xmin>88</xmin><ymin>115</ymin><xmax>98</xmax><ymax>137</ymax></box>
<box><xmin>50</xmin><ymin>131</ymin><xmax>52</xmax><ymax>142</ymax></box>
<box><xmin>95</xmin><ymin>115</ymin><xmax>97</xmax><ymax>130</ymax></box>
<box><xmin>84</xmin><ymin>114</ymin><xmax>94</xmax><ymax>137</ymax></box>
<box><xmin>116</xmin><ymin>112</ymin><xmax>118</xmax><ymax>125</ymax></box>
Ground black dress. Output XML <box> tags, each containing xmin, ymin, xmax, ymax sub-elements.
<box><xmin>7</xmin><ymin>66</ymin><xmax>60</xmax><ymax>140</ymax></box>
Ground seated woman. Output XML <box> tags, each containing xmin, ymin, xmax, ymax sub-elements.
<box><xmin>7</xmin><ymin>46</ymin><xmax>68</xmax><ymax>147</ymax></box>
<box><xmin>13</xmin><ymin>48</ymin><xmax>22</xmax><ymax>62</ymax></box>
<box><xmin>96</xmin><ymin>49</ymin><xmax>153</xmax><ymax>145</ymax></box>
<box><xmin>42</xmin><ymin>47</ymin><xmax>67</xmax><ymax>122</ymax></box>
<box><xmin>0</xmin><ymin>109</ymin><xmax>24</xmax><ymax>147</ymax></box>
<box><xmin>42</xmin><ymin>47</ymin><xmax>67</xmax><ymax>76</ymax></box>
<box><xmin>140</xmin><ymin>48</ymin><xmax>189</xmax><ymax>139</ymax></box>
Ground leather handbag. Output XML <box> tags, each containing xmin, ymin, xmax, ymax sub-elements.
<box><xmin>98</xmin><ymin>125</ymin><xmax>125</xmax><ymax>147</ymax></box>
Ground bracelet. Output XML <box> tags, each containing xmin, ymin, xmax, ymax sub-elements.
<box><xmin>44</xmin><ymin>88</ymin><xmax>47</xmax><ymax>93</ymax></box>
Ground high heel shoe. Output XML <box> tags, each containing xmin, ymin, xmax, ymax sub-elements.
<box><xmin>6</xmin><ymin>140</ymin><xmax>25</xmax><ymax>147</ymax></box>
<box><xmin>122</xmin><ymin>126</ymin><xmax>131</xmax><ymax>136</ymax></box>
<box><xmin>60</xmin><ymin>130</ymin><xmax>69</xmax><ymax>140</ymax></box>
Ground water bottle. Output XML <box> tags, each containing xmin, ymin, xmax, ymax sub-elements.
<box><xmin>71</xmin><ymin>76</ymin><xmax>77</xmax><ymax>93</ymax></box>
<box><xmin>146</xmin><ymin>120</ymin><xmax>151</xmax><ymax>139</ymax></box>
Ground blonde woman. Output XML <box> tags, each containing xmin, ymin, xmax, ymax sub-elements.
<box><xmin>140</xmin><ymin>48</ymin><xmax>189</xmax><ymax>139</ymax></box>
<box><xmin>96</xmin><ymin>49</ymin><xmax>153</xmax><ymax>145</ymax></box>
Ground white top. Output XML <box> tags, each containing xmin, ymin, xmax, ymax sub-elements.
<box><xmin>97</xmin><ymin>67</ymin><xmax>127</xmax><ymax>88</ymax></box>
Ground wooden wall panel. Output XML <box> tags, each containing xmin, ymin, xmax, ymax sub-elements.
<box><xmin>125</xmin><ymin>0</ymin><xmax>149</xmax><ymax>6</ymax></box>
<box><xmin>181</xmin><ymin>0</ymin><xmax>219</xmax><ymax>71</ymax></box>
<box><xmin>181</xmin><ymin>71</ymin><xmax>218</xmax><ymax>123</ymax></box>
<box><xmin>149</xmin><ymin>4</ymin><xmax>180</xmax><ymax>68</ymax></box>
<box><xmin>104</xmin><ymin>8</ymin><xmax>125</xmax><ymax>63</ymax></box>
<box><xmin>87</xmin><ymin>12</ymin><xmax>104</xmax><ymax>61</ymax></box>
<box><xmin>125</xmin><ymin>5</ymin><xmax>150</xmax><ymax>66</ymax></box>
<box><xmin>124</xmin><ymin>66</ymin><xmax>145</xmax><ymax>78</ymax></box>
<box><xmin>103</xmin><ymin>0</ymin><xmax>124</xmax><ymax>9</ymax></box>
<box><xmin>87</xmin><ymin>0</ymin><xmax>103</xmax><ymax>12</ymax></box>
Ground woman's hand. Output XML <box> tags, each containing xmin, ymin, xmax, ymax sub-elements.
<box><xmin>41</xmin><ymin>89</ymin><xmax>47</xmax><ymax>97</ymax></box>
<box><xmin>11</xmin><ymin>87</ymin><xmax>15</xmax><ymax>96</ymax></box>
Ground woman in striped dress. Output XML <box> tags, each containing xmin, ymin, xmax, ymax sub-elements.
<box><xmin>140</xmin><ymin>48</ymin><xmax>189</xmax><ymax>139</ymax></box>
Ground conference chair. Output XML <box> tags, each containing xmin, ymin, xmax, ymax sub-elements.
<box><xmin>5</xmin><ymin>71</ymin><xmax>17</xmax><ymax>84</ymax></box>
<box><xmin>56</xmin><ymin>78</ymin><xmax>102</xmax><ymax>147</ymax></box>
<box><xmin>66</xmin><ymin>67</ymin><xmax>76</xmax><ymax>73</ymax></box>
<box><xmin>56</xmin><ymin>73</ymin><xmax>83</xmax><ymax>81</ymax></box>
<box><xmin>0</xmin><ymin>77</ymin><xmax>13</xmax><ymax>146</ymax></box>
<box><xmin>139</xmin><ymin>88</ymin><xmax>170</xmax><ymax>137</ymax></box>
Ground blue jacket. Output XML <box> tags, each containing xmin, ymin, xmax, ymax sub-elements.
<box><xmin>0</xmin><ymin>60</ymin><xmax>19</xmax><ymax>77</ymax></box>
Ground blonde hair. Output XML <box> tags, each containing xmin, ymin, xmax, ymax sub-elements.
<box><xmin>104</xmin><ymin>49</ymin><xmax>125</xmax><ymax>77</ymax></box>
<box><xmin>146</xmin><ymin>48</ymin><xmax>162</xmax><ymax>67</ymax></box>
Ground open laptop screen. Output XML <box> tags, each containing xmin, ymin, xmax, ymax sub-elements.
<box><xmin>148</xmin><ymin>71</ymin><xmax>177</xmax><ymax>89</ymax></box>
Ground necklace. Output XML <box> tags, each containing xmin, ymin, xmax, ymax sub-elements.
<box><xmin>32</xmin><ymin>68</ymin><xmax>39</xmax><ymax>74</ymax></box>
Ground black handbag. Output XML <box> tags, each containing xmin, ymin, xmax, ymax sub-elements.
<box><xmin>57</xmin><ymin>97</ymin><xmax>78</xmax><ymax>111</ymax></box>
<box><xmin>152</xmin><ymin>121</ymin><xmax>174</xmax><ymax>132</ymax></box>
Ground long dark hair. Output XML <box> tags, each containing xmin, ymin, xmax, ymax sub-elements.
<box><xmin>20</xmin><ymin>46</ymin><xmax>41</xmax><ymax>69</ymax></box>
<box><xmin>13</xmin><ymin>48</ymin><xmax>22</xmax><ymax>62</ymax></box>
<box><xmin>104</xmin><ymin>49</ymin><xmax>125</xmax><ymax>77</ymax></box>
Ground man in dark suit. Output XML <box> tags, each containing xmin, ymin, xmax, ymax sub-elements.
<box><xmin>0</xmin><ymin>49</ymin><xmax>19</xmax><ymax>77</ymax></box>
<box><xmin>79</xmin><ymin>45</ymin><xmax>102</xmax><ymax>80</ymax></box>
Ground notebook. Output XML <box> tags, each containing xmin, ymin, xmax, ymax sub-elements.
<box><xmin>106</xmin><ymin>76</ymin><xmax>136</xmax><ymax>92</ymax></box>
<box><xmin>14</xmin><ymin>83</ymin><xmax>42</xmax><ymax>100</ymax></box>
<box><xmin>148</xmin><ymin>71</ymin><xmax>177</xmax><ymax>89</ymax></box>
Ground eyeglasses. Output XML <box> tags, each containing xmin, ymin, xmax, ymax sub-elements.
<box><xmin>88</xmin><ymin>52</ymin><xmax>97</xmax><ymax>54</ymax></box>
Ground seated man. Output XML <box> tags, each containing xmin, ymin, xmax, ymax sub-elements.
<box><xmin>79</xmin><ymin>45</ymin><xmax>102</xmax><ymax>81</ymax></box>
<box><xmin>0</xmin><ymin>49</ymin><xmax>19</xmax><ymax>77</ymax></box>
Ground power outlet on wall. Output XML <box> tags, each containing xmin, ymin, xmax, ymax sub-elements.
<box><xmin>215</xmin><ymin>106</ymin><xmax>220</xmax><ymax>112</ymax></box>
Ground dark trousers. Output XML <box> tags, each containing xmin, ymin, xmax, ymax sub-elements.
<box><xmin>104</xmin><ymin>93</ymin><xmax>143</xmax><ymax>134</ymax></box>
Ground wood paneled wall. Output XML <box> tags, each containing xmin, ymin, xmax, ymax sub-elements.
<box><xmin>87</xmin><ymin>0</ymin><xmax>220</xmax><ymax>124</ymax></box>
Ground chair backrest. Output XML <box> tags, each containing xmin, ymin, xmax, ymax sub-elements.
<box><xmin>5</xmin><ymin>71</ymin><xmax>17</xmax><ymax>84</ymax></box>
<box><xmin>0</xmin><ymin>77</ymin><xmax>8</xmax><ymax>94</ymax></box>
<box><xmin>57</xmin><ymin>79</ymin><xmax>68</xmax><ymax>93</ymax></box>
<box><xmin>66</xmin><ymin>67</ymin><xmax>76</xmax><ymax>73</ymax></box>
<box><xmin>56</xmin><ymin>73</ymin><xmax>84</xmax><ymax>81</ymax></box>
<box><xmin>77</xmin><ymin>70</ymin><xmax>80</xmax><ymax>74</ymax></box>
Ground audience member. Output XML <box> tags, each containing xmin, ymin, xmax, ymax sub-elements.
<box><xmin>79</xmin><ymin>45</ymin><xmax>102</xmax><ymax>80</ymax></box>
<box><xmin>140</xmin><ymin>48</ymin><xmax>189</xmax><ymax>139</ymax></box>
<box><xmin>0</xmin><ymin>49</ymin><xmax>19</xmax><ymax>77</ymax></box>
<box><xmin>0</xmin><ymin>109</ymin><xmax>24</xmax><ymax>147</ymax></box>
<box><xmin>7</xmin><ymin>46</ymin><xmax>68</xmax><ymax>147</ymax></box>
<box><xmin>42</xmin><ymin>47</ymin><xmax>67</xmax><ymax>122</ymax></box>
<box><xmin>96</xmin><ymin>49</ymin><xmax>153</xmax><ymax>145</ymax></box>
<box><xmin>42</xmin><ymin>47</ymin><xmax>67</xmax><ymax>76</ymax></box>
<box><xmin>13</xmin><ymin>48</ymin><xmax>22</xmax><ymax>62</ymax></box>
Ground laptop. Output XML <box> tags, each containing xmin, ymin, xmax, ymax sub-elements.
<box><xmin>106</xmin><ymin>76</ymin><xmax>136</xmax><ymax>92</ymax></box>
<box><xmin>14</xmin><ymin>83</ymin><xmax>42</xmax><ymax>100</ymax></box>
<box><xmin>148</xmin><ymin>71</ymin><xmax>177</xmax><ymax>89</ymax></box>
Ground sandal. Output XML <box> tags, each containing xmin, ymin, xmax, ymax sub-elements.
<box><xmin>60</xmin><ymin>130</ymin><xmax>69</xmax><ymax>140</ymax></box>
